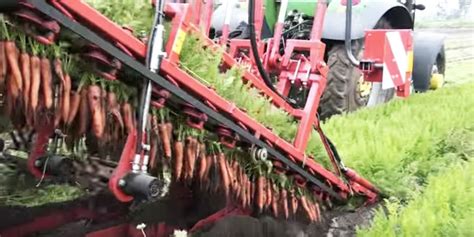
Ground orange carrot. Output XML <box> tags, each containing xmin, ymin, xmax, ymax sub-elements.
<box><xmin>107</xmin><ymin>91</ymin><xmax>118</xmax><ymax>108</ymax></box>
<box><xmin>313</xmin><ymin>201</ymin><xmax>321</xmax><ymax>221</ymax></box>
<box><xmin>122</xmin><ymin>103</ymin><xmax>134</xmax><ymax>134</ymax></box>
<box><xmin>77</xmin><ymin>89</ymin><xmax>89</xmax><ymax>136</ymax></box>
<box><xmin>225</xmin><ymin>159</ymin><xmax>236</xmax><ymax>194</ymax></box>
<box><xmin>101</xmin><ymin>88</ymin><xmax>107</xmax><ymax>131</ymax></box>
<box><xmin>203</xmin><ymin>155</ymin><xmax>212</xmax><ymax>189</ymax></box>
<box><xmin>218</xmin><ymin>152</ymin><xmax>230</xmax><ymax>199</ymax></box>
<box><xmin>5</xmin><ymin>74</ymin><xmax>16</xmax><ymax>117</ymax></box>
<box><xmin>151</xmin><ymin>114</ymin><xmax>159</xmax><ymax>136</ymax></box>
<box><xmin>5</xmin><ymin>41</ymin><xmax>22</xmax><ymax>93</ymax></box>
<box><xmin>159</xmin><ymin>123</ymin><xmax>171</xmax><ymax>158</ymax></box>
<box><xmin>54</xmin><ymin>84</ymin><xmax>63</xmax><ymax>127</ymax></box>
<box><xmin>87</xmin><ymin>85</ymin><xmax>101</xmax><ymax>112</ymax></box>
<box><xmin>0</xmin><ymin>41</ymin><xmax>7</xmax><ymax>87</ymax></box>
<box><xmin>149</xmin><ymin>134</ymin><xmax>158</xmax><ymax>169</ymax></box>
<box><xmin>190</xmin><ymin>138</ymin><xmax>199</xmax><ymax>179</ymax></box>
<box><xmin>88</xmin><ymin>85</ymin><xmax>104</xmax><ymax>138</ymax></box>
<box><xmin>198</xmin><ymin>143</ymin><xmax>207</xmax><ymax>183</ymax></box>
<box><xmin>184</xmin><ymin>137</ymin><xmax>193</xmax><ymax>180</ymax></box>
<box><xmin>265</xmin><ymin>179</ymin><xmax>272</xmax><ymax>208</ymax></box>
<box><xmin>92</xmin><ymin>106</ymin><xmax>105</xmax><ymax>138</ymax></box>
<box><xmin>250</xmin><ymin>180</ymin><xmax>255</xmax><ymax>209</ymax></box>
<box><xmin>108</xmin><ymin>92</ymin><xmax>124</xmax><ymax>129</ymax></box>
<box><xmin>300</xmin><ymin>196</ymin><xmax>314</xmax><ymax>222</ymax></box>
<box><xmin>256</xmin><ymin>176</ymin><xmax>265</xmax><ymax>212</ymax></box>
<box><xmin>238</xmin><ymin>167</ymin><xmax>246</xmax><ymax>205</ymax></box>
<box><xmin>243</xmin><ymin>175</ymin><xmax>249</xmax><ymax>208</ymax></box>
<box><xmin>6</xmin><ymin>62</ymin><xmax>19</xmax><ymax>102</ymax></box>
<box><xmin>166</xmin><ymin>122</ymin><xmax>173</xmax><ymax>143</ymax></box>
<box><xmin>30</xmin><ymin>55</ymin><xmax>41</xmax><ymax>112</ymax></box>
<box><xmin>53</xmin><ymin>59</ymin><xmax>65</xmax><ymax>123</ymax></box>
<box><xmin>61</xmin><ymin>74</ymin><xmax>71</xmax><ymax>122</ymax></box>
<box><xmin>173</xmin><ymin>141</ymin><xmax>184</xmax><ymax>181</ymax></box>
<box><xmin>308</xmin><ymin>200</ymin><xmax>318</xmax><ymax>222</ymax></box>
<box><xmin>40</xmin><ymin>57</ymin><xmax>53</xmax><ymax>109</ymax></box>
<box><xmin>281</xmin><ymin>189</ymin><xmax>289</xmax><ymax>219</ymax></box>
<box><xmin>290</xmin><ymin>190</ymin><xmax>298</xmax><ymax>215</ymax></box>
<box><xmin>20</xmin><ymin>53</ymin><xmax>30</xmax><ymax>108</ymax></box>
<box><xmin>212</xmin><ymin>154</ymin><xmax>220</xmax><ymax>193</ymax></box>
<box><xmin>239</xmin><ymin>171</ymin><xmax>247</xmax><ymax>207</ymax></box>
<box><xmin>67</xmin><ymin>89</ymin><xmax>81</xmax><ymax>125</ymax></box>
<box><xmin>271</xmin><ymin>188</ymin><xmax>279</xmax><ymax>217</ymax></box>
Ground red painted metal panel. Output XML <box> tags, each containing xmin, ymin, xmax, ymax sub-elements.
<box><xmin>363</xmin><ymin>29</ymin><xmax>414</xmax><ymax>87</ymax></box>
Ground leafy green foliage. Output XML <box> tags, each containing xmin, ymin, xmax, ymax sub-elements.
<box><xmin>85</xmin><ymin>0</ymin><xmax>153</xmax><ymax>36</ymax></box>
<box><xmin>4</xmin><ymin>185</ymin><xmax>83</xmax><ymax>207</ymax></box>
<box><xmin>179</xmin><ymin>35</ymin><xmax>298</xmax><ymax>141</ymax></box>
<box><xmin>358</xmin><ymin>159</ymin><xmax>474</xmax><ymax>237</ymax></box>
<box><xmin>359</xmin><ymin>128</ymin><xmax>474</xmax><ymax>236</ymax></box>
<box><xmin>318</xmin><ymin>83</ymin><xmax>474</xmax><ymax>199</ymax></box>
<box><xmin>0</xmin><ymin>164</ymin><xmax>83</xmax><ymax>207</ymax></box>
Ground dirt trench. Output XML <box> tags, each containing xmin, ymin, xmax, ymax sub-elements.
<box><xmin>193</xmin><ymin>204</ymin><xmax>380</xmax><ymax>237</ymax></box>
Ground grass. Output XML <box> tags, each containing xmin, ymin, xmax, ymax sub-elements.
<box><xmin>445</xmin><ymin>60</ymin><xmax>474</xmax><ymax>85</ymax></box>
<box><xmin>358</xmin><ymin>129</ymin><xmax>474</xmax><ymax>237</ymax></box>
<box><xmin>318</xmin><ymin>83</ymin><xmax>474</xmax><ymax>199</ymax></box>
<box><xmin>415</xmin><ymin>19</ymin><xmax>474</xmax><ymax>29</ymax></box>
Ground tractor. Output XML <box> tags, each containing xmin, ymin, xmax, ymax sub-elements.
<box><xmin>211</xmin><ymin>0</ymin><xmax>446</xmax><ymax>119</ymax></box>
<box><xmin>0</xmin><ymin>0</ymin><xmax>445</xmax><ymax>236</ymax></box>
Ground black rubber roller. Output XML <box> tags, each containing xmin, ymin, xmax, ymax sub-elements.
<box><xmin>121</xmin><ymin>173</ymin><xmax>162</xmax><ymax>201</ymax></box>
<box><xmin>38</xmin><ymin>155</ymin><xmax>74</xmax><ymax>177</ymax></box>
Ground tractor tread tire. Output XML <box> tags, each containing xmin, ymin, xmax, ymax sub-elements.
<box><xmin>319</xmin><ymin>44</ymin><xmax>354</xmax><ymax>120</ymax></box>
<box><xmin>319</xmin><ymin>17</ymin><xmax>393</xmax><ymax>120</ymax></box>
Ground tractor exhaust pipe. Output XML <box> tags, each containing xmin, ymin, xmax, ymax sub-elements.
<box><xmin>345</xmin><ymin>0</ymin><xmax>360</xmax><ymax>67</ymax></box>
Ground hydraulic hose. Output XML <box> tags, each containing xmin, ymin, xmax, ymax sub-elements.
<box><xmin>248</xmin><ymin>0</ymin><xmax>297</xmax><ymax>107</ymax></box>
<box><xmin>345</xmin><ymin>0</ymin><xmax>360</xmax><ymax>66</ymax></box>
<box><xmin>136</xmin><ymin>0</ymin><xmax>165</xmax><ymax>154</ymax></box>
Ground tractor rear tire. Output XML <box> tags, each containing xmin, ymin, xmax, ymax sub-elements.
<box><xmin>319</xmin><ymin>18</ymin><xmax>395</xmax><ymax>120</ymax></box>
<box><xmin>319</xmin><ymin>43</ymin><xmax>369</xmax><ymax>120</ymax></box>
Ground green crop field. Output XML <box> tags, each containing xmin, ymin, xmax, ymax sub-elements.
<box><xmin>318</xmin><ymin>67</ymin><xmax>474</xmax><ymax>235</ymax></box>
<box><xmin>358</xmin><ymin>135</ymin><xmax>474</xmax><ymax>236</ymax></box>
<box><xmin>320</xmin><ymin>83</ymin><xmax>474</xmax><ymax>198</ymax></box>
<box><xmin>0</xmin><ymin>1</ymin><xmax>473</xmax><ymax>235</ymax></box>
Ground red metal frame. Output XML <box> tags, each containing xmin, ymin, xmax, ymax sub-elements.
<box><xmin>27</xmin><ymin>119</ymin><xmax>55</xmax><ymax>178</ymax></box>
<box><xmin>161</xmin><ymin>3</ymin><xmax>350</xmax><ymax>195</ymax></box>
<box><xmin>109</xmin><ymin>130</ymin><xmax>137</xmax><ymax>202</ymax></box>
<box><xmin>0</xmin><ymin>0</ymin><xmax>393</xmax><ymax>235</ymax></box>
<box><xmin>38</xmin><ymin>0</ymin><xmax>378</xmax><ymax>202</ymax></box>
<box><xmin>18</xmin><ymin>0</ymin><xmax>381</xmax><ymax>217</ymax></box>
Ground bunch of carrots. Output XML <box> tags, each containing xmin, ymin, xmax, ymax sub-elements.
<box><xmin>0</xmin><ymin>17</ymin><xmax>137</xmax><ymax>156</ymax></box>
<box><xmin>149</xmin><ymin>111</ymin><xmax>321</xmax><ymax>222</ymax></box>
<box><xmin>1</xmin><ymin>16</ymin><xmax>322</xmax><ymax>222</ymax></box>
